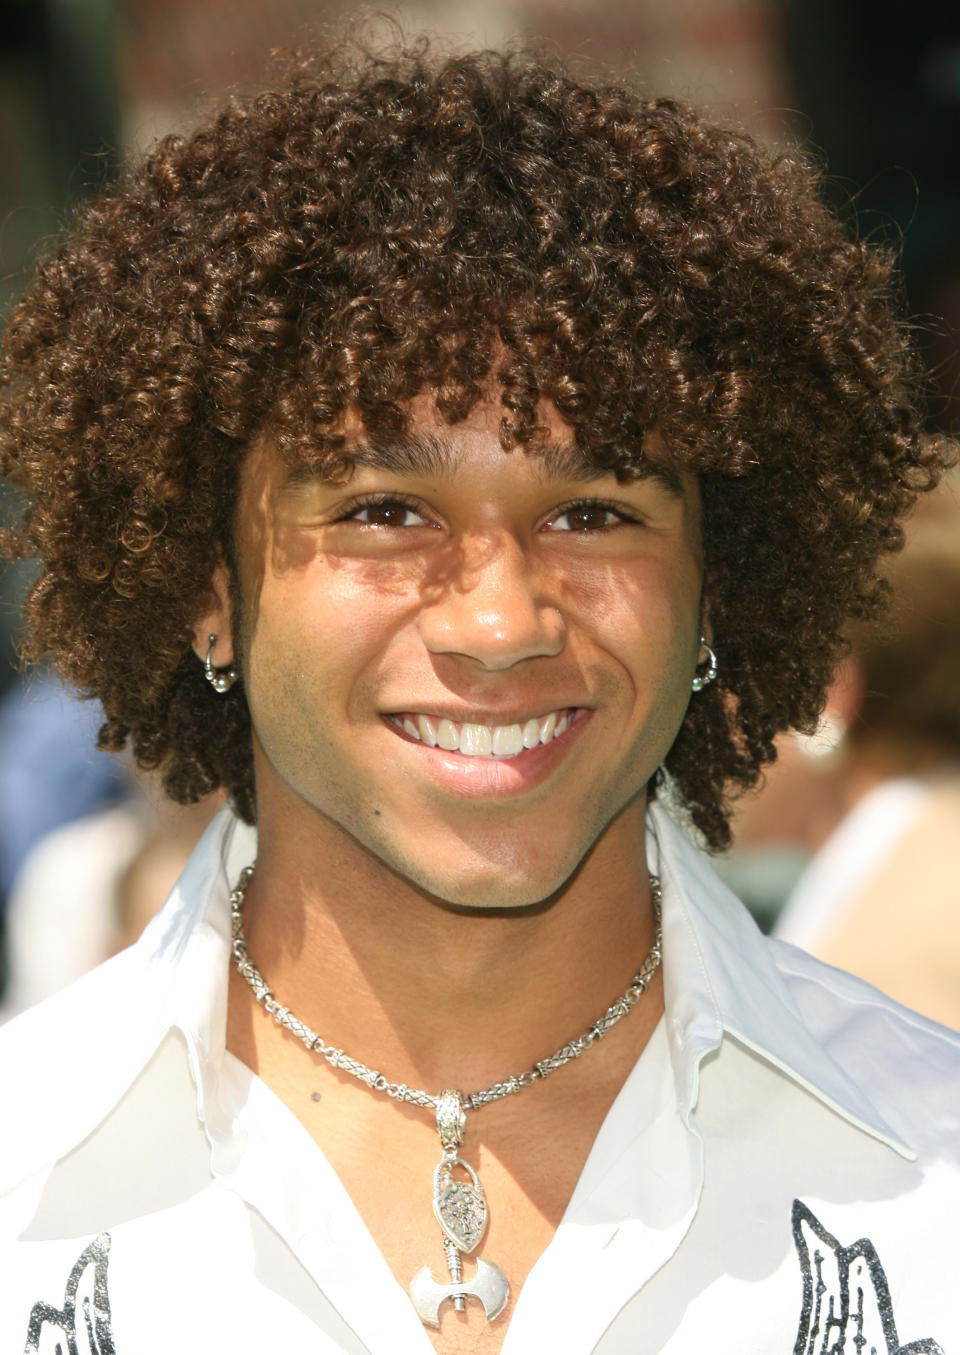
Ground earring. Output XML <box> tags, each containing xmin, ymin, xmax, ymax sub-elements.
<box><xmin>204</xmin><ymin>634</ymin><xmax>238</xmax><ymax>694</ymax></box>
<box><xmin>691</xmin><ymin>637</ymin><xmax>717</xmax><ymax>692</ymax></box>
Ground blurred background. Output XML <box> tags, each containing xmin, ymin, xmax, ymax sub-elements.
<box><xmin>0</xmin><ymin>0</ymin><xmax>958</xmax><ymax>1021</ymax></box>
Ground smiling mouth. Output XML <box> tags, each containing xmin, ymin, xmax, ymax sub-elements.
<box><xmin>386</xmin><ymin>708</ymin><xmax>578</xmax><ymax>759</ymax></box>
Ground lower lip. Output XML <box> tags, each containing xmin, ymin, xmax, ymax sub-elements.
<box><xmin>382</xmin><ymin>709</ymin><xmax>590</xmax><ymax>798</ymax></box>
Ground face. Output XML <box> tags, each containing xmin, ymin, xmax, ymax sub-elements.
<box><xmin>197</xmin><ymin>393</ymin><xmax>705</xmax><ymax>909</ymax></box>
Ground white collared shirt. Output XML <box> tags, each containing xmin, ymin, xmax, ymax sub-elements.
<box><xmin>1</xmin><ymin>804</ymin><xmax>958</xmax><ymax>1353</ymax></box>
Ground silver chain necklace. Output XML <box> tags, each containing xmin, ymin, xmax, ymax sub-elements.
<box><xmin>230</xmin><ymin>865</ymin><xmax>662</xmax><ymax>1327</ymax></box>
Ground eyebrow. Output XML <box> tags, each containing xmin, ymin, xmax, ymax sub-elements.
<box><xmin>294</xmin><ymin>431</ymin><xmax>685</xmax><ymax>496</ymax></box>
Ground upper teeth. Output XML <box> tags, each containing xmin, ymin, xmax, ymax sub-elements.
<box><xmin>394</xmin><ymin>710</ymin><xmax>573</xmax><ymax>758</ymax></box>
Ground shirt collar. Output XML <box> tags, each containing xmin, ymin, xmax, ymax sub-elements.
<box><xmin>0</xmin><ymin>807</ymin><xmax>252</xmax><ymax>1195</ymax></box>
<box><xmin>146</xmin><ymin>807</ymin><xmax>257</xmax><ymax>1151</ymax></box>
<box><xmin>647</xmin><ymin>800</ymin><xmax>913</xmax><ymax>1159</ymax></box>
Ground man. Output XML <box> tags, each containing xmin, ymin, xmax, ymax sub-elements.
<box><xmin>0</xmin><ymin>41</ymin><xmax>957</xmax><ymax>1354</ymax></box>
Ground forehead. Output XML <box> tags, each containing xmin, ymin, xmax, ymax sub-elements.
<box><xmin>282</xmin><ymin>389</ymin><xmax>690</xmax><ymax>497</ymax></box>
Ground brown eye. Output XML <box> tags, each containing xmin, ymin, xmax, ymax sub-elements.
<box><xmin>351</xmin><ymin>499</ymin><xmax>428</xmax><ymax>527</ymax></box>
<box><xmin>549</xmin><ymin>504</ymin><xmax>620</xmax><ymax>532</ymax></box>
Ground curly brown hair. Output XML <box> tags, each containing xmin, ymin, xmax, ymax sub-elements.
<box><xmin>0</xmin><ymin>41</ymin><xmax>949</xmax><ymax>849</ymax></box>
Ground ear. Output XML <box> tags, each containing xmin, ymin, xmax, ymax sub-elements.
<box><xmin>191</xmin><ymin>565</ymin><xmax>234</xmax><ymax>666</ymax></box>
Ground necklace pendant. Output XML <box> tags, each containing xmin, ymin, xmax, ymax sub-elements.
<box><xmin>433</xmin><ymin>1155</ymin><xmax>488</xmax><ymax>1252</ymax></box>
<box><xmin>435</xmin><ymin>1089</ymin><xmax>467</xmax><ymax>1151</ymax></box>
<box><xmin>410</xmin><ymin>1253</ymin><xmax>510</xmax><ymax>1328</ymax></box>
<box><xmin>408</xmin><ymin>1091</ymin><xmax>510</xmax><ymax>1327</ymax></box>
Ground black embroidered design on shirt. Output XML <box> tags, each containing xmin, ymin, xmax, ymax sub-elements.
<box><xmin>23</xmin><ymin>1231</ymin><xmax>116</xmax><ymax>1355</ymax></box>
<box><xmin>792</xmin><ymin>1200</ymin><xmax>942</xmax><ymax>1355</ymax></box>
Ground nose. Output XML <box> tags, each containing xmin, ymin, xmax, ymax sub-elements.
<box><xmin>418</xmin><ymin>534</ymin><xmax>566</xmax><ymax>670</ymax></box>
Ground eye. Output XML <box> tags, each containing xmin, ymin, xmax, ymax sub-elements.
<box><xmin>340</xmin><ymin>496</ymin><xmax>433</xmax><ymax>528</ymax></box>
<box><xmin>545</xmin><ymin>501</ymin><xmax>634</xmax><ymax>532</ymax></box>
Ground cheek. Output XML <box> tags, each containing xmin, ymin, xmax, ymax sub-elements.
<box><xmin>572</xmin><ymin>556</ymin><xmax>701</xmax><ymax>767</ymax></box>
<box><xmin>265</xmin><ymin>549</ymin><xmax>420</xmax><ymax>628</ymax></box>
<box><xmin>246</xmin><ymin>557</ymin><xmax>421</xmax><ymax>704</ymax></box>
<box><xmin>561</xmin><ymin>554</ymin><xmax>701</xmax><ymax>654</ymax></box>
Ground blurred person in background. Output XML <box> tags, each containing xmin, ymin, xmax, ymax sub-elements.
<box><xmin>0</xmin><ymin>671</ymin><xmax>126</xmax><ymax>903</ymax></box>
<box><xmin>0</xmin><ymin>39</ymin><xmax>958</xmax><ymax>1354</ymax></box>
<box><xmin>771</xmin><ymin>480</ymin><xmax>960</xmax><ymax>1027</ymax></box>
<box><xmin>0</xmin><ymin>766</ymin><xmax>222</xmax><ymax>1020</ymax></box>
<box><xmin>0</xmin><ymin>669</ymin><xmax>216</xmax><ymax>1014</ymax></box>
<box><xmin>0</xmin><ymin>670</ymin><xmax>126</xmax><ymax>999</ymax></box>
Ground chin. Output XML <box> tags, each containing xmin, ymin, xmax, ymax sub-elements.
<box><xmin>384</xmin><ymin>802</ymin><xmax>628</xmax><ymax>913</ymax></box>
<box><xmin>405</xmin><ymin>853</ymin><xmax>578</xmax><ymax>914</ymax></box>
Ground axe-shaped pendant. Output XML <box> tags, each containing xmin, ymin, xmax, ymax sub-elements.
<box><xmin>408</xmin><ymin>1090</ymin><xmax>510</xmax><ymax>1327</ymax></box>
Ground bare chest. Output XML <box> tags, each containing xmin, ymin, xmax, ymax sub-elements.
<box><xmin>304</xmin><ymin>1078</ymin><xmax>598</xmax><ymax>1355</ymax></box>
<box><xmin>225</xmin><ymin>962</ymin><xmax>663</xmax><ymax>1354</ymax></box>
<box><xmin>233</xmin><ymin>1050</ymin><xmax>628</xmax><ymax>1354</ymax></box>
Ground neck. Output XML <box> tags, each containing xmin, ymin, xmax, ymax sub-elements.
<box><xmin>230</xmin><ymin>796</ymin><xmax>661</xmax><ymax>1093</ymax></box>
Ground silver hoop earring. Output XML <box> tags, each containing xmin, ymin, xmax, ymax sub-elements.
<box><xmin>204</xmin><ymin>633</ymin><xmax>238</xmax><ymax>694</ymax></box>
<box><xmin>691</xmin><ymin>637</ymin><xmax>717</xmax><ymax>693</ymax></box>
